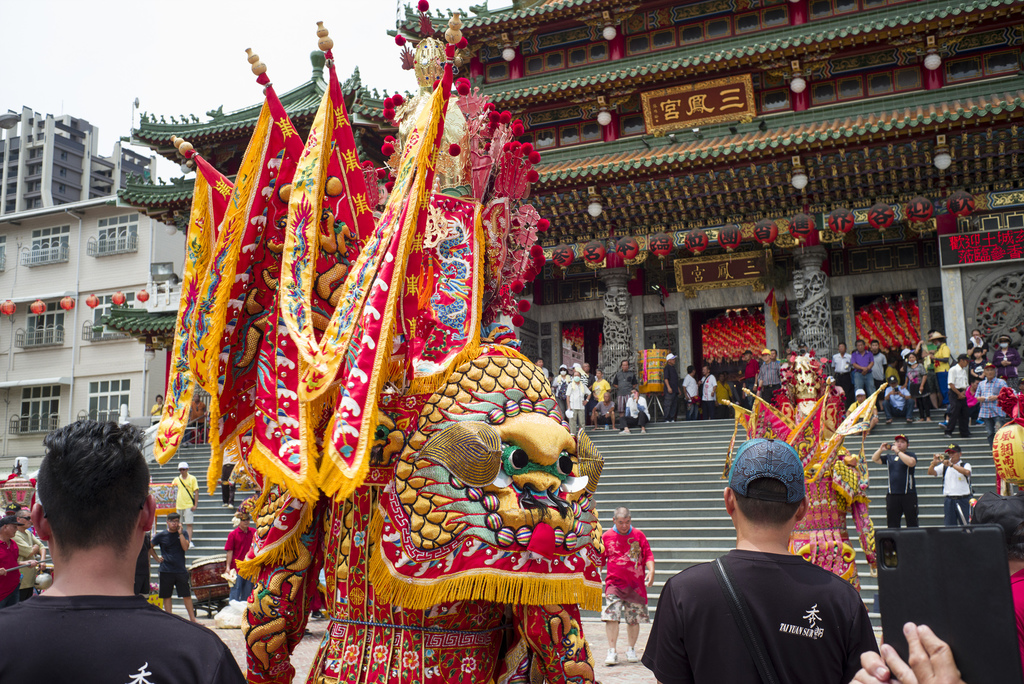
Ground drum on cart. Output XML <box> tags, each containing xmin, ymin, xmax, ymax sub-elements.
<box><xmin>637</xmin><ymin>348</ymin><xmax>668</xmax><ymax>394</ymax></box>
<box><xmin>189</xmin><ymin>554</ymin><xmax>230</xmax><ymax>616</ymax></box>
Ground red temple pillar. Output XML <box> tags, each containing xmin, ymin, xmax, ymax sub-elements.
<box><xmin>792</xmin><ymin>89</ymin><xmax>809</xmax><ymax>112</ymax></box>
<box><xmin>509</xmin><ymin>50</ymin><xmax>524</xmax><ymax>80</ymax></box>
<box><xmin>790</xmin><ymin>0</ymin><xmax>808</xmax><ymax>25</ymax></box>
<box><xmin>923</xmin><ymin>64</ymin><xmax>944</xmax><ymax>90</ymax></box>
<box><xmin>609</xmin><ymin>33</ymin><xmax>625</xmax><ymax>61</ymax></box>
<box><xmin>469</xmin><ymin>56</ymin><xmax>484</xmax><ymax>82</ymax></box>
<box><xmin>603</xmin><ymin>112</ymin><xmax>619</xmax><ymax>143</ymax></box>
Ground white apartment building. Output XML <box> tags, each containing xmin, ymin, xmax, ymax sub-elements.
<box><xmin>0</xmin><ymin>198</ymin><xmax>185</xmax><ymax>466</ymax></box>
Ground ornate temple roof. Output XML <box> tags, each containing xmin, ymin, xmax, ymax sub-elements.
<box><xmin>103</xmin><ymin>306</ymin><xmax>178</xmax><ymax>348</ymax></box>
<box><xmin>398</xmin><ymin>0</ymin><xmax>623</xmax><ymax>34</ymax></box>
<box><xmin>484</xmin><ymin>0</ymin><xmax>1023</xmax><ymax>106</ymax></box>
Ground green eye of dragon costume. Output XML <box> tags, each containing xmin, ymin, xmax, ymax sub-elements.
<box><xmin>724</xmin><ymin>352</ymin><xmax>878</xmax><ymax>589</ymax></box>
<box><xmin>152</xmin><ymin>18</ymin><xmax>604</xmax><ymax>684</ymax></box>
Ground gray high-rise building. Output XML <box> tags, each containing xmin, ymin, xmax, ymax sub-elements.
<box><xmin>0</xmin><ymin>107</ymin><xmax>155</xmax><ymax>216</ymax></box>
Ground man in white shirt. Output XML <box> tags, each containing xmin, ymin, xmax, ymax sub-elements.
<box><xmin>945</xmin><ymin>354</ymin><xmax>972</xmax><ymax>439</ymax></box>
<box><xmin>565</xmin><ymin>368</ymin><xmax>591</xmax><ymax>435</ymax></box>
<box><xmin>621</xmin><ymin>389</ymin><xmax>649</xmax><ymax>435</ymax></box>
<box><xmin>927</xmin><ymin>444</ymin><xmax>972</xmax><ymax>526</ymax></box>
<box><xmin>882</xmin><ymin>376</ymin><xmax>914</xmax><ymax>424</ymax></box>
<box><xmin>832</xmin><ymin>342</ymin><xmax>854</xmax><ymax>407</ymax></box>
<box><xmin>700</xmin><ymin>365</ymin><xmax>717</xmax><ymax>421</ymax></box>
<box><xmin>683</xmin><ymin>366</ymin><xmax>699</xmax><ymax>421</ymax></box>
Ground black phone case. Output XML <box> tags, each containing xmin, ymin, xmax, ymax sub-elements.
<box><xmin>877</xmin><ymin>526</ymin><xmax>1023</xmax><ymax>684</ymax></box>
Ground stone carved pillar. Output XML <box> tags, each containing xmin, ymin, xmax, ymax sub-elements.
<box><xmin>599</xmin><ymin>268</ymin><xmax>633</xmax><ymax>376</ymax></box>
<box><xmin>792</xmin><ymin>246</ymin><xmax>834</xmax><ymax>357</ymax></box>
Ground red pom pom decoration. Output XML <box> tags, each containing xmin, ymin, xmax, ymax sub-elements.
<box><xmin>511</xmin><ymin>123</ymin><xmax>525</xmax><ymax>137</ymax></box>
<box><xmin>384</xmin><ymin>136</ymin><xmax>396</xmax><ymax>143</ymax></box>
<box><xmin>527</xmin><ymin>169</ymin><xmax>540</xmax><ymax>183</ymax></box>
<box><xmin>517</xmin><ymin>299</ymin><xmax>531</xmax><ymax>313</ymax></box>
<box><xmin>395</xmin><ymin>35</ymin><xmax>406</xmax><ymax>46</ymax></box>
<box><xmin>510</xmin><ymin>142</ymin><xmax>522</xmax><ymax>155</ymax></box>
<box><xmin>448</xmin><ymin>143</ymin><xmax>461</xmax><ymax>156</ymax></box>
<box><xmin>417</xmin><ymin>0</ymin><xmax>429</xmax><ymax>11</ymax></box>
<box><xmin>511</xmin><ymin>279</ymin><xmax>525</xmax><ymax>293</ymax></box>
<box><xmin>488</xmin><ymin>111</ymin><xmax>501</xmax><ymax>125</ymax></box>
<box><xmin>381</xmin><ymin>142</ymin><xmax>395</xmax><ymax>157</ymax></box>
<box><xmin>485</xmin><ymin>102</ymin><xmax>497</xmax><ymax>112</ymax></box>
<box><xmin>375</xmin><ymin>168</ymin><xmax>388</xmax><ymax>179</ymax></box>
<box><xmin>530</xmin><ymin>244</ymin><xmax>544</xmax><ymax>259</ymax></box>
<box><xmin>499</xmin><ymin>111</ymin><xmax>512</xmax><ymax>125</ymax></box>
<box><xmin>384</xmin><ymin>181</ymin><xmax>395</xmax><ymax>193</ymax></box>
<box><xmin>383</xmin><ymin>108</ymin><xmax>395</xmax><ymax>121</ymax></box>
<box><xmin>528</xmin><ymin>151</ymin><xmax>541</xmax><ymax>164</ymax></box>
<box><xmin>391</xmin><ymin>93</ymin><xmax>404</xmax><ymax>106</ymax></box>
<box><xmin>512</xmin><ymin>314</ymin><xmax>525</xmax><ymax>327</ymax></box>
<box><xmin>537</xmin><ymin>218</ymin><xmax>550</xmax><ymax>232</ymax></box>
<box><xmin>457</xmin><ymin>37</ymin><xmax>468</xmax><ymax>49</ymax></box>
<box><xmin>457</xmin><ymin>83</ymin><xmax>470</xmax><ymax>97</ymax></box>
<box><xmin>383</xmin><ymin>97</ymin><xmax>394</xmax><ymax>108</ymax></box>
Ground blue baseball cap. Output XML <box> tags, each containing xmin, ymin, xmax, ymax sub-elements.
<box><xmin>728</xmin><ymin>438</ymin><xmax>806</xmax><ymax>504</ymax></box>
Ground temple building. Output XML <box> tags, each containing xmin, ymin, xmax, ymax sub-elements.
<box><xmin>121</xmin><ymin>0</ymin><xmax>1024</xmax><ymax>382</ymax></box>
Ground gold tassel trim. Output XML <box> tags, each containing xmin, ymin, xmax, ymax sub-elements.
<box><xmin>235</xmin><ymin>489</ymin><xmax>315</xmax><ymax>582</ymax></box>
<box><xmin>245</xmin><ymin>440</ymin><xmax>321</xmax><ymax>504</ymax></box>
<box><xmin>366</xmin><ymin>510</ymin><xmax>601</xmax><ymax>612</ymax></box>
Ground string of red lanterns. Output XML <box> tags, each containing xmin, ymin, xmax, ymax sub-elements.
<box><xmin>0</xmin><ymin>289</ymin><xmax>154</xmax><ymax>317</ymax></box>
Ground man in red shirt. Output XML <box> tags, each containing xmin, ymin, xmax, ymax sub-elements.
<box><xmin>224</xmin><ymin>513</ymin><xmax>255</xmax><ymax>603</ymax></box>
<box><xmin>741</xmin><ymin>350</ymin><xmax>759</xmax><ymax>409</ymax></box>
<box><xmin>971</xmin><ymin>492</ymin><xmax>1024</xmax><ymax>674</ymax></box>
<box><xmin>0</xmin><ymin>516</ymin><xmax>21</xmax><ymax>608</ymax></box>
<box><xmin>600</xmin><ymin>506</ymin><xmax>655</xmax><ymax>666</ymax></box>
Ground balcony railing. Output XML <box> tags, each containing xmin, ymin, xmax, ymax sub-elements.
<box><xmin>87</xmin><ymin>233</ymin><xmax>138</xmax><ymax>257</ymax></box>
<box><xmin>82</xmin><ymin>320</ymin><xmax>128</xmax><ymax>342</ymax></box>
<box><xmin>9</xmin><ymin>413</ymin><xmax>59</xmax><ymax>435</ymax></box>
<box><xmin>15</xmin><ymin>325</ymin><xmax>65</xmax><ymax>348</ymax></box>
<box><xmin>77</xmin><ymin>409</ymin><xmax>122</xmax><ymax>424</ymax></box>
<box><xmin>21</xmin><ymin>243</ymin><xmax>70</xmax><ymax>267</ymax></box>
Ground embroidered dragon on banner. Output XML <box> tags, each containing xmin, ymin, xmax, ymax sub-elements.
<box><xmin>155</xmin><ymin>14</ymin><xmax>604</xmax><ymax>684</ymax></box>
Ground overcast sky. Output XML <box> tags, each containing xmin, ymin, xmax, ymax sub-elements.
<box><xmin>2</xmin><ymin>0</ymin><xmax>478</xmax><ymax>178</ymax></box>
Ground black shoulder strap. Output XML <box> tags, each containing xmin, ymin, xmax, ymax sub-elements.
<box><xmin>713</xmin><ymin>557</ymin><xmax>781</xmax><ymax>684</ymax></box>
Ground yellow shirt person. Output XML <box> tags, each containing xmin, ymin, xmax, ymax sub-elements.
<box><xmin>591</xmin><ymin>377</ymin><xmax>611</xmax><ymax>403</ymax></box>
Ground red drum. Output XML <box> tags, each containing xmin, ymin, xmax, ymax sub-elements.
<box><xmin>189</xmin><ymin>555</ymin><xmax>231</xmax><ymax>603</ymax></box>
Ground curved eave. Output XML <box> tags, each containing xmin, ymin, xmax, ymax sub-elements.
<box><xmin>118</xmin><ymin>178</ymin><xmax>196</xmax><ymax>209</ymax></box>
<box><xmin>399</xmin><ymin>0</ymin><xmax>624</xmax><ymax>34</ymax></box>
<box><xmin>103</xmin><ymin>308</ymin><xmax>178</xmax><ymax>337</ymax></box>
<box><xmin>534</xmin><ymin>86</ymin><xmax>1024</xmax><ymax>187</ymax></box>
<box><xmin>485</xmin><ymin>0</ymin><xmax>1023</xmax><ymax>107</ymax></box>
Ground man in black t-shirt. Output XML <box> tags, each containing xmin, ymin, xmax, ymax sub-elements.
<box><xmin>643</xmin><ymin>438</ymin><xmax>877</xmax><ymax>684</ymax></box>
<box><xmin>152</xmin><ymin>512</ymin><xmax>197</xmax><ymax>622</ymax></box>
<box><xmin>0</xmin><ymin>421</ymin><xmax>244</xmax><ymax>684</ymax></box>
<box><xmin>871</xmin><ymin>433</ymin><xmax>919</xmax><ymax>528</ymax></box>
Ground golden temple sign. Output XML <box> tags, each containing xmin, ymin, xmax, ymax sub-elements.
<box><xmin>673</xmin><ymin>250</ymin><xmax>770</xmax><ymax>298</ymax></box>
<box><xmin>641</xmin><ymin>75</ymin><xmax>756</xmax><ymax>135</ymax></box>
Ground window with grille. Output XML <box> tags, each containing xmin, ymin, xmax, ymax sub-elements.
<box><xmin>0</xmin><ymin>235</ymin><xmax>7</xmax><ymax>272</ymax></box>
<box><xmin>88</xmin><ymin>378</ymin><xmax>131</xmax><ymax>423</ymax></box>
<box><xmin>14</xmin><ymin>385</ymin><xmax>61</xmax><ymax>434</ymax></box>
<box><xmin>24</xmin><ymin>225</ymin><xmax>70</xmax><ymax>266</ymax></box>
<box><xmin>20</xmin><ymin>301</ymin><xmax>65</xmax><ymax>347</ymax></box>
<box><xmin>90</xmin><ymin>214</ymin><xmax>139</xmax><ymax>256</ymax></box>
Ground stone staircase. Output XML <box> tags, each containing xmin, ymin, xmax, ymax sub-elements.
<box><xmin>585</xmin><ymin>416</ymin><xmax>998</xmax><ymax>625</ymax></box>
<box><xmin>155</xmin><ymin>416</ymin><xmax>997</xmax><ymax>625</ymax></box>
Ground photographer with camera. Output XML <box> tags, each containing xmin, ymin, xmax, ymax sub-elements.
<box><xmin>927</xmin><ymin>445</ymin><xmax>972</xmax><ymax>526</ymax></box>
<box><xmin>872</xmin><ymin>434</ymin><xmax>919</xmax><ymax>528</ymax></box>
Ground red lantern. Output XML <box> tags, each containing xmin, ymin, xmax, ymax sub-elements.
<box><xmin>718</xmin><ymin>224</ymin><xmax>742</xmax><ymax>252</ymax></box>
<box><xmin>59</xmin><ymin>296</ymin><xmax>75</xmax><ymax>311</ymax></box>
<box><xmin>753</xmin><ymin>219</ymin><xmax>778</xmax><ymax>246</ymax></box>
<box><xmin>0</xmin><ymin>300</ymin><xmax>15</xmax><ymax>317</ymax></box>
<box><xmin>29</xmin><ymin>299</ymin><xmax>46</xmax><ymax>315</ymax></box>
<box><xmin>112</xmin><ymin>291</ymin><xmax>127</xmax><ymax>306</ymax></box>
<box><xmin>789</xmin><ymin>214</ymin><xmax>816</xmax><ymax>242</ymax></box>
<box><xmin>946</xmin><ymin>190</ymin><xmax>976</xmax><ymax>217</ymax></box>
<box><xmin>867</xmin><ymin>203</ymin><xmax>895</xmax><ymax>231</ymax></box>
<box><xmin>906</xmin><ymin>196</ymin><xmax>934</xmax><ymax>223</ymax></box>
<box><xmin>136</xmin><ymin>289</ymin><xmax>150</xmax><ymax>303</ymax></box>
<box><xmin>86</xmin><ymin>294</ymin><xmax>100</xmax><ymax>309</ymax></box>
<box><xmin>582</xmin><ymin>240</ymin><xmax>606</xmax><ymax>265</ymax></box>
<box><xmin>648</xmin><ymin>233</ymin><xmax>673</xmax><ymax>258</ymax></box>
<box><xmin>550</xmin><ymin>245</ymin><xmax>574</xmax><ymax>268</ymax></box>
<box><xmin>683</xmin><ymin>228</ymin><xmax>709</xmax><ymax>255</ymax></box>
<box><xmin>615</xmin><ymin>236</ymin><xmax>640</xmax><ymax>260</ymax></box>
<box><xmin>827</xmin><ymin>208</ymin><xmax>855</xmax><ymax>234</ymax></box>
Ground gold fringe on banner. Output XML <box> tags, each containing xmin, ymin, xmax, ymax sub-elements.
<box><xmin>235</xmin><ymin>491</ymin><xmax>316</xmax><ymax>582</ymax></box>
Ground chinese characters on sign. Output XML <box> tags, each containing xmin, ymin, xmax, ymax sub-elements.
<box><xmin>939</xmin><ymin>227</ymin><xmax>1024</xmax><ymax>267</ymax></box>
<box><xmin>641</xmin><ymin>75</ymin><xmax>756</xmax><ymax>135</ymax></box>
<box><xmin>673</xmin><ymin>250</ymin><xmax>769</xmax><ymax>298</ymax></box>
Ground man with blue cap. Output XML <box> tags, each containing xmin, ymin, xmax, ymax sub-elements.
<box><xmin>643</xmin><ymin>438</ymin><xmax>877</xmax><ymax>683</ymax></box>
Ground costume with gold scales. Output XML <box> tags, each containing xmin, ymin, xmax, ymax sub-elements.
<box><xmin>153</xmin><ymin>18</ymin><xmax>603</xmax><ymax>684</ymax></box>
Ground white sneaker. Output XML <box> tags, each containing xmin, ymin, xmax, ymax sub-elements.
<box><xmin>626</xmin><ymin>647</ymin><xmax>639</xmax><ymax>663</ymax></box>
<box><xmin>605</xmin><ymin>649</ymin><xmax>618</xmax><ymax>666</ymax></box>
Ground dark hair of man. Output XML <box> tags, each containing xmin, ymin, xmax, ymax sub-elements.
<box><xmin>1008</xmin><ymin>521</ymin><xmax>1024</xmax><ymax>562</ymax></box>
<box><xmin>167</xmin><ymin>512</ymin><xmax>181</xmax><ymax>522</ymax></box>
<box><xmin>37</xmin><ymin>420</ymin><xmax>148</xmax><ymax>555</ymax></box>
<box><xmin>687</xmin><ymin>365</ymin><xmax>695</xmax><ymax>374</ymax></box>
<box><xmin>732</xmin><ymin>478</ymin><xmax>801</xmax><ymax>526</ymax></box>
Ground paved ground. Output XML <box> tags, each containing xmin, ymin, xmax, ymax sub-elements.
<box><xmin>203</xmin><ymin>616</ymin><xmax>654</xmax><ymax>683</ymax></box>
